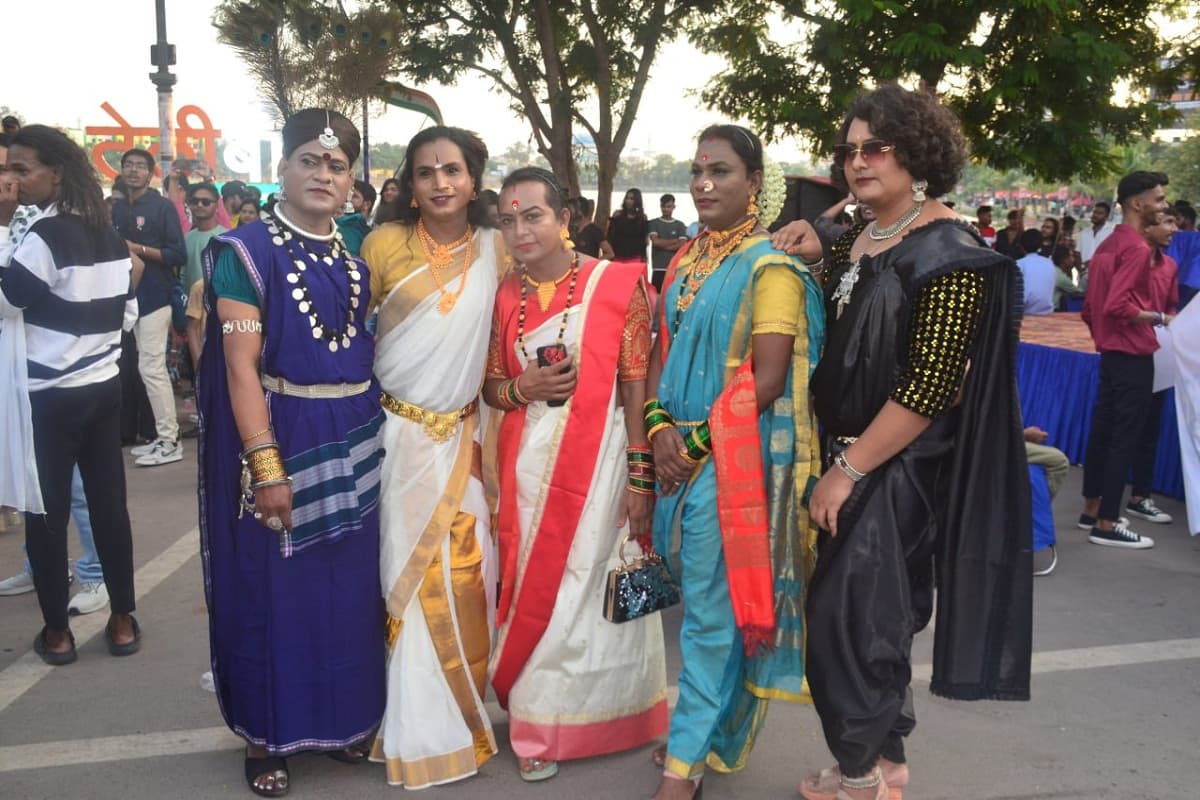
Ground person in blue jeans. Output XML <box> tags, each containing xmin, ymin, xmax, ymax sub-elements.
<box><xmin>0</xmin><ymin>467</ymin><xmax>107</xmax><ymax>614</ymax></box>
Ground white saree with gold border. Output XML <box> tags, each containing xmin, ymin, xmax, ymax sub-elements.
<box><xmin>369</xmin><ymin>228</ymin><xmax>500</xmax><ymax>789</ymax></box>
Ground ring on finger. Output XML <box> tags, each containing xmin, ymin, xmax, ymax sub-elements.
<box><xmin>266</xmin><ymin>516</ymin><xmax>284</xmax><ymax>531</ymax></box>
<box><xmin>253</xmin><ymin>511</ymin><xmax>263</xmax><ymax>520</ymax></box>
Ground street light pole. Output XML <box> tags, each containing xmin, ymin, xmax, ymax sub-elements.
<box><xmin>150</xmin><ymin>0</ymin><xmax>177</xmax><ymax>177</ymax></box>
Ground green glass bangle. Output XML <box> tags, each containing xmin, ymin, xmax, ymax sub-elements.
<box><xmin>643</xmin><ymin>399</ymin><xmax>663</xmax><ymax>414</ymax></box>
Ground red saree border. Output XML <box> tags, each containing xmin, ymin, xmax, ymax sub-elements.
<box><xmin>491</xmin><ymin>259</ymin><xmax>645</xmax><ymax>708</ymax></box>
<box><xmin>709</xmin><ymin>357</ymin><xmax>776</xmax><ymax>654</ymax></box>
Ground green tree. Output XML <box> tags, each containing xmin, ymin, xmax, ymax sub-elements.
<box><xmin>695</xmin><ymin>0</ymin><xmax>1192</xmax><ymax>182</ymax></box>
<box><xmin>386</xmin><ymin>0</ymin><xmax>720</xmax><ymax>222</ymax></box>
<box><xmin>212</xmin><ymin>0</ymin><xmax>407</xmax><ymax>125</ymax></box>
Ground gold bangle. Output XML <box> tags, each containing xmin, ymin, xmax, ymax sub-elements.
<box><xmin>242</xmin><ymin>427</ymin><xmax>272</xmax><ymax>444</ymax></box>
<box><xmin>646</xmin><ymin>422</ymin><xmax>674</xmax><ymax>442</ymax></box>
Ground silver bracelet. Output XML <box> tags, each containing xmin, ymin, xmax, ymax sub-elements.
<box><xmin>222</xmin><ymin>319</ymin><xmax>263</xmax><ymax>335</ymax></box>
<box><xmin>834</xmin><ymin>451</ymin><xmax>867</xmax><ymax>482</ymax></box>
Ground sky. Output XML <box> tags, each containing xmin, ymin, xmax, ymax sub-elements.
<box><xmin>4</xmin><ymin>1</ymin><xmax>811</xmax><ymax>169</ymax></box>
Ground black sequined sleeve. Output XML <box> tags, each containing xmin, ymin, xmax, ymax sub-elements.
<box><xmin>890</xmin><ymin>269</ymin><xmax>987</xmax><ymax>418</ymax></box>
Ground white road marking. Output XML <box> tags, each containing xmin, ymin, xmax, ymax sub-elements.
<box><xmin>0</xmin><ymin>529</ymin><xmax>199</xmax><ymax>716</ymax></box>
<box><xmin>3</xmin><ymin>529</ymin><xmax>1198</xmax><ymax>775</ymax></box>
<box><xmin>909</xmin><ymin>636</ymin><xmax>1200</xmax><ymax>683</ymax></box>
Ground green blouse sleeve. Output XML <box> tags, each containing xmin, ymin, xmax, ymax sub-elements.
<box><xmin>210</xmin><ymin>247</ymin><xmax>260</xmax><ymax>307</ymax></box>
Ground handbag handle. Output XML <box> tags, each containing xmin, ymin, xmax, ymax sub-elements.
<box><xmin>618</xmin><ymin>534</ymin><xmax>659</xmax><ymax>569</ymax></box>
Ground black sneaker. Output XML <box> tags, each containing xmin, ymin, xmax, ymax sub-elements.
<box><xmin>1088</xmin><ymin>521</ymin><xmax>1154</xmax><ymax>549</ymax></box>
<box><xmin>1125</xmin><ymin>498</ymin><xmax>1172</xmax><ymax>524</ymax></box>
<box><xmin>1076</xmin><ymin>514</ymin><xmax>1129</xmax><ymax>531</ymax></box>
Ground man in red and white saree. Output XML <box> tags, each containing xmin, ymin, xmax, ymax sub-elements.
<box><xmin>485</xmin><ymin>173</ymin><xmax>667</xmax><ymax>779</ymax></box>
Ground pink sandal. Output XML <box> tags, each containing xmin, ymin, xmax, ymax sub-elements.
<box><xmin>798</xmin><ymin>761</ymin><xmax>907</xmax><ymax>800</ymax></box>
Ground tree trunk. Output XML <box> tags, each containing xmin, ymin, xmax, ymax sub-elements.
<box><xmin>594</xmin><ymin>145</ymin><xmax>618</xmax><ymax>232</ymax></box>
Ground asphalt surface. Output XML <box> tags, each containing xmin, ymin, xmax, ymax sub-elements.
<box><xmin>1</xmin><ymin>445</ymin><xmax>1198</xmax><ymax>799</ymax></box>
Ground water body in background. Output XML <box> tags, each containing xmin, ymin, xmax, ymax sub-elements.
<box><xmin>578</xmin><ymin>190</ymin><xmax>698</xmax><ymax>264</ymax></box>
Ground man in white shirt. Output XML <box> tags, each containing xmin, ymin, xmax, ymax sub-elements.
<box><xmin>1015</xmin><ymin>229</ymin><xmax>1056</xmax><ymax>315</ymax></box>
<box><xmin>1078</xmin><ymin>201</ymin><xmax>1115</xmax><ymax>268</ymax></box>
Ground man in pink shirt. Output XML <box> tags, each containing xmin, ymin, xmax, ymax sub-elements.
<box><xmin>1079</xmin><ymin>171</ymin><xmax>1172</xmax><ymax>549</ymax></box>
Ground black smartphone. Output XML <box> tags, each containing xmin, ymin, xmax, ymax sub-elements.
<box><xmin>536</xmin><ymin>344</ymin><xmax>569</xmax><ymax>407</ymax></box>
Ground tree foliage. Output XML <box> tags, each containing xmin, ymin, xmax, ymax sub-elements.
<box><xmin>212</xmin><ymin>0</ymin><xmax>408</xmax><ymax>125</ymax></box>
<box><xmin>695</xmin><ymin>0</ymin><xmax>1196</xmax><ymax>182</ymax></box>
<box><xmin>385</xmin><ymin>0</ymin><xmax>721</xmax><ymax>222</ymax></box>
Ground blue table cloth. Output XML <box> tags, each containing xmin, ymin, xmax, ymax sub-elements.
<box><xmin>1016</xmin><ymin>342</ymin><xmax>1183</xmax><ymax>498</ymax></box>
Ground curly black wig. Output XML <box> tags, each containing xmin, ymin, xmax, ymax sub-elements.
<box><xmin>831</xmin><ymin>84</ymin><xmax>966</xmax><ymax>198</ymax></box>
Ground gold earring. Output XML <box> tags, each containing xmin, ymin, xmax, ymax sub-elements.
<box><xmin>559</xmin><ymin>228</ymin><xmax>575</xmax><ymax>251</ymax></box>
<box><xmin>748</xmin><ymin>195</ymin><xmax>760</xmax><ymax>216</ymax></box>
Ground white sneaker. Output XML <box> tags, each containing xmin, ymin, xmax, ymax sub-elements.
<box><xmin>0</xmin><ymin>571</ymin><xmax>34</xmax><ymax>596</ymax></box>
<box><xmin>68</xmin><ymin>581</ymin><xmax>109</xmax><ymax>615</ymax></box>
<box><xmin>130</xmin><ymin>440</ymin><xmax>159</xmax><ymax>457</ymax></box>
<box><xmin>135</xmin><ymin>439</ymin><xmax>183</xmax><ymax>467</ymax></box>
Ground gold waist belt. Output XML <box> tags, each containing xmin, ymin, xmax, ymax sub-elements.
<box><xmin>261</xmin><ymin>374</ymin><xmax>372</xmax><ymax>399</ymax></box>
<box><xmin>381</xmin><ymin>392</ymin><xmax>478</xmax><ymax>443</ymax></box>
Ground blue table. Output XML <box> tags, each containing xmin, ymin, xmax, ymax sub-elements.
<box><xmin>1016</xmin><ymin>342</ymin><xmax>1183</xmax><ymax>498</ymax></box>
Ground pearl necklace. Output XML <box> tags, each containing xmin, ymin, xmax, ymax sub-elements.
<box><xmin>266</xmin><ymin>211</ymin><xmax>362</xmax><ymax>353</ymax></box>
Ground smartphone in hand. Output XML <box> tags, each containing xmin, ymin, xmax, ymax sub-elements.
<box><xmin>536</xmin><ymin>344</ymin><xmax>569</xmax><ymax>407</ymax></box>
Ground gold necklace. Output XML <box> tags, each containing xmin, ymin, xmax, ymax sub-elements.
<box><xmin>417</xmin><ymin>218</ymin><xmax>473</xmax><ymax>314</ymax></box>
<box><xmin>523</xmin><ymin>269</ymin><xmax>572</xmax><ymax>312</ymax></box>
<box><xmin>517</xmin><ymin>254</ymin><xmax>579</xmax><ymax>359</ymax></box>
<box><xmin>674</xmin><ymin>216</ymin><xmax>756</xmax><ymax>328</ymax></box>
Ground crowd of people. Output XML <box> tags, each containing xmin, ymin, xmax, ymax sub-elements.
<box><xmin>1</xmin><ymin>77</ymin><xmax>1192</xmax><ymax>800</ymax></box>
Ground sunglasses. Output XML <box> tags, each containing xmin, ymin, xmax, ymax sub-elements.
<box><xmin>187</xmin><ymin>197</ymin><xmax>216</xmax><ymax>207</ymax></box>
<box><xmin>832</xmin><ymin>139</ymin><xmax>896</xmax><ymax>165</ymax></box>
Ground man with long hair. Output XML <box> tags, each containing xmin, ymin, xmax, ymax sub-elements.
<box><xmin>0</xmin><ymin>125</ymin><xmax>141</xmax><ymax>664</ymax></box>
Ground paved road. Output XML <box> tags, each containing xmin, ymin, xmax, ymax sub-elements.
<box><xmin>1</xmin><ymin>447</ymin><xmax>1198</xmax><ymax>799</ymax></box>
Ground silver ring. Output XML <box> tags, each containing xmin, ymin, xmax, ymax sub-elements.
<box><xmin>266</xmin><ymin>516</ymin><xmax>284</xmax><ymax>531</ymax></box>
<box><xmin>253</xmin><ymin>511</ymin><xmax>263</xmax><ymax>520</ymax></box>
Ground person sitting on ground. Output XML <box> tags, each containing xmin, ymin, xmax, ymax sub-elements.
<box><xmin>1024</xmin><ymin>426</ymin><xmax>1069</xmax><ymax>500</ymax></box>
<box><xmin>1015</xmin><ymin>228</ymin><xmax>1056</xmax><ymax>315</ymax></box>
<box><xmin>1051</xmin><ymin>244</ymin><xmax>1083</xmax><ymax>309</ymax></box>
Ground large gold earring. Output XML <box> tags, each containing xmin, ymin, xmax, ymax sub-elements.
<box><xmin>560</xmin><ymin>228</ymin><xmax>575</xmax><ymax>251</ymax></box>
<box><xmin>748</xmin><ymin>194</ymin><xmax>760</xmax><ymax>217</ymax></box>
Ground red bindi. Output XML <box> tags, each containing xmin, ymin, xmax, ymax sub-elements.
<box><xmin>701</xmin><ymin>154</ymin><xmax>709</xmax><ymax>161</ymax></box>
<box><xmin>511</xmin><ymin>199</ymin><xmax>520</xmax><ymax>209</ymax></box>
<box><xmin>322</xmin><ymin>152</ymin><xmax>332</xmax><ymax>161</ymax></box>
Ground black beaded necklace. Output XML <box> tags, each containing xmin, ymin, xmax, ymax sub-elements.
<box><xmin>516</xmin><ymin>252</ymin><xmax>579</xmax><ymax>360</ymax></box>
<box><xmin>267</xmin><ymin>210</ymin><xmax>362</xmax><ymax>353</ymax></box>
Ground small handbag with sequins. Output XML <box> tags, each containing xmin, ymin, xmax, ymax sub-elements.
<box><xmin>603</xmin><ymin>536</ymin><xmax>681</xmax><ymax>624</ymax></box>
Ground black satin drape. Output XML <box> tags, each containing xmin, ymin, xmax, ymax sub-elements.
<box><xmin>805</xmin><ymin>220</ymin><xmax>1032</xmax><ymax>775</ymax></box>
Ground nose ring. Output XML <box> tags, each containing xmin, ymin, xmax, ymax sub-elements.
<box><xmin>701</xmin><ymin>180</ymin><xmax>713</xmax><ymax>193</ymax></box>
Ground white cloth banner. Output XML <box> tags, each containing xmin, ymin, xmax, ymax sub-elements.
<box><xmin>0</xmin><ymin>204</ymin><xmax>47</xmax><ymax>513</ymax></box>
<box><xmin>1162</xmin><ymin>301</ymin><xmax>1200</xmax><ymax>535</ymax></box>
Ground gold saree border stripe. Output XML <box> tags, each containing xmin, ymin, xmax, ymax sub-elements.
<box><xmin>386</xmin><ymin>412</ymin><xmax>478</xmax><ymax>619</ymax></box>
<box><xmin>418</xmin><ymin>511</ymin><xmax>495</xmax><ymax>764</ymax></box>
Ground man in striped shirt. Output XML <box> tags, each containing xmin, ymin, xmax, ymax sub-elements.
<box><xmin>0</xmin><ymin>125</ymin><xmax>141</xmax><ymax>664</ymax></box>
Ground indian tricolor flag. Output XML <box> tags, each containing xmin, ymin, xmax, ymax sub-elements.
<box><xmin>379</xmin><ymin>81</ymin><xmax>443</xmax><ymax>125</ymax></box>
